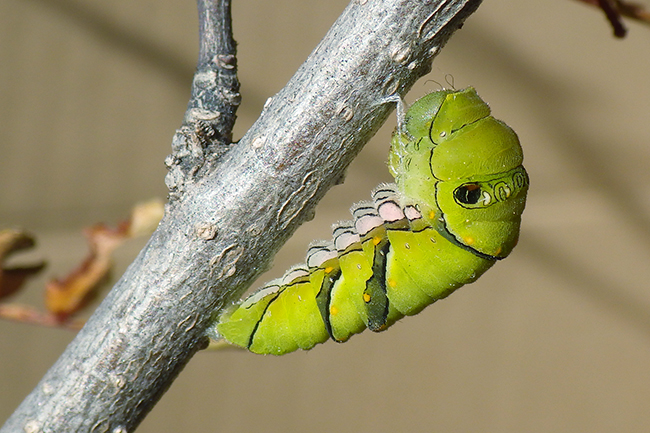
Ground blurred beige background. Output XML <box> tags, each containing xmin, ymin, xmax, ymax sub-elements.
<box><xmin>2</xmin><ymin>0</ymin><xmax>650</xmax><ymax>432</ymax></box>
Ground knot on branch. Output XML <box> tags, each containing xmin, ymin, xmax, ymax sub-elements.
<box><xmin>165</xmin><ymin>54</ymin><xmax>241</xmax><ymax>199</ymax></box>
<box><xmin>164</xmin><ymin>120</ymin><xmax>231</xmax><ymax>198</ymax></box>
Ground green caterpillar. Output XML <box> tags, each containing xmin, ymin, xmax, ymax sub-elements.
<box><xmin>210</xmin><ymin>87</ymin><xmax>528</xmax><ymax>355</ymax></box>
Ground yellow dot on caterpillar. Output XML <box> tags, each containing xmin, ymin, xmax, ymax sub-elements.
<box><xmin>363</xmin><ymin>293</ymin><xmax>371</xmax><ymax>303</ymax></box>
<box><xmin>464</xmin><ymin>236</ymin><xmax>474</xmax><ymax>245</ymax></box>
<box><xmin>372</xmin><ymin>236</ymin><xmax>382</xmax><ymax>246</ymax></box>
<box><xmin>330</xmin><ymin>305</ymin><xmax>339</xmax><ymax>316</ymax></box>
<box><xmin>428</xmin><ymin>210</ymin><xmax>435</xmax><ymax>219</ymax></box>
<box><xmin>324</xmin><ymin>266</ymin><xmax>334</xmax><ymax>273</ymax></box>
<box><xmin>387</xmin><ymin>278</ymin><xmax>397</xmax><ymax>288</ymax></box>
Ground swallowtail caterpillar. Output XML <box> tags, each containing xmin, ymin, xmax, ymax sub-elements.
<box><xmin>209</xmin><ymin>87</ymin><xmax>528</xmax><ymax>355</ymax></box>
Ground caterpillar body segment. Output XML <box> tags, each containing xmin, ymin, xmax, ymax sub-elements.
<box><xmin>212</xmin><ymin>87</ymin><xmax>528</xmax><ymax>355</ymax></box>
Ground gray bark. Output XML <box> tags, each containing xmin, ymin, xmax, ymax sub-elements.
<box><xmin>1</xmin><ymin>0</ymin><xmax>482</xmax><ymax>431</ymax></box>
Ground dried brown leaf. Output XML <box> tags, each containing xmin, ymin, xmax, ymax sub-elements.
<box><xmin>128</xmin><ymin>198</ymin><xmax>165</xmax><ymax>237</ymax></box>
<box><xmin>0</xmin><ymin>229</ymin><xmax>45</xmax><ymax>300</ymax></box>
<box><xmin>44</xmin><ymin>199</ymin><xmax>164</xmax><ymax>321</ymax></box>
<box><xmin>45</xmin><ymin>223</ymin><xmax>128</xmax><ymax>320</ymax></box>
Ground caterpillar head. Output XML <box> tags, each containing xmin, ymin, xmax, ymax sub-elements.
<box><xmin>389</xmin><ymin>87</ymin><xmax>528</xmax><ymax>259</ymax></box>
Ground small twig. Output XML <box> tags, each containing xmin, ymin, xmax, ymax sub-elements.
<box><xmin>573</xmin><ymin>0</ymin><xmax>650</xmax><ymax>37</ymax></box>
<box><xmin>598</xmin><ymin>0</ymin><xmax>628</xmax><ymax>37</ymax></box>
<box><xmin>166</xmin><ymin>0</ymin><xmax>240</xmax><ymax>196</ymax></box>
<box><xmin>615</xmin><ymin>0</ymin><xmax>650</xmax><ymax>23</ymax></box>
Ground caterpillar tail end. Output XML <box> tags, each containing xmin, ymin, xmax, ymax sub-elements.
<box><xmin>206</xmin><ymin>338</ymin><xmax>245</xmax><ymax>352</ymax></box>
<box><xmin>204</xmin><ymin>324</ymin><xmax>245</xmax><ymax>352</ymax></box>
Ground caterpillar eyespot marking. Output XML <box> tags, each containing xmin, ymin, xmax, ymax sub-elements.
<box><xmin>209</xmin><ymin>87</ymin><xmax>528</xmax><ymax>355</ymax></box>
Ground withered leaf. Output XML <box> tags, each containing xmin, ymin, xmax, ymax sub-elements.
<box><xmin>45</xmin><ymin>199</ymin><xmax>164</xmax><ymax>321</ymax></box>
<box><xmin>0</xmin><ymin>229</ymin><xmax>46</xmax><ymax>300</ymax></box>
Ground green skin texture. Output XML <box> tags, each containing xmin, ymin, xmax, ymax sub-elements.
<box><xmin>214</xmin><ymin>87</ymin><xmax>528</xmax><ymax>355</ymax></box>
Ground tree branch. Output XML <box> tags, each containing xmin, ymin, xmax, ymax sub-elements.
<box><xmin>1</xmin><ymin>0</ymin><xmax>482</xmax><ymax>431</ymax></box>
